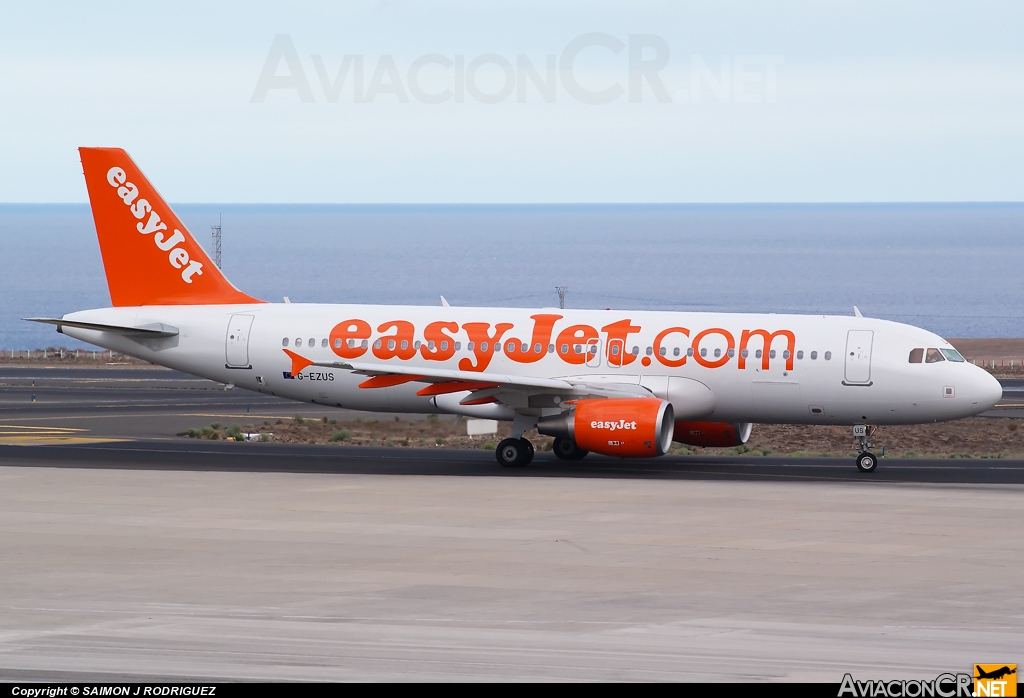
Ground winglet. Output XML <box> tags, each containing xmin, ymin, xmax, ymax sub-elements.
<box><xmin>283</xmin><ymin>349</ymin><xmax>314</xmax><ymax>376</ymax></box>
<box><xmin>853</xmin><ymin>306</ymin><xmax>863</xmax><ymax>318</ymax></box>
<box><xmin>440</xmin><ymin>295</ymin><xmax>451</xmax><ymax>307</ymax></box>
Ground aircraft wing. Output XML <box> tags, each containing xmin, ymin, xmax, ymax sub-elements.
<box><xmin>303</xmin><ymin>356</ymin><xmax>653</xmax><ymax>403</ymax></box>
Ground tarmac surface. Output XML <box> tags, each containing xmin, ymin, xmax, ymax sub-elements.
<box><xmin>1</xmin><ymin>366</ymin><xmax>1023</xmax><ymax>681</ymax></box>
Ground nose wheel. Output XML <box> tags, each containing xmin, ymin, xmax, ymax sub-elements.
<box><xmin>855</xmin><ymin>451</ymin><xmax>878</xmax><ymax>473</ymax></box>
<box><xmin>496</xmin><ymin>437</ymin><xmax>534</xmax><ymax>467</ymax></box>
<box><xmin>853</xmin><ymin>425</ymin><xmax>879</xmax><ymax>473</ymax></box>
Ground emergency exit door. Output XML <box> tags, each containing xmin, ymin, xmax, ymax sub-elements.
<box><xmin>225</xmin><ymin>314</ymin><xmax>254</xmax><ymax>368</ymax></box>
<box><xmin>844</xmin><ymin>330</ymin><xmax>873</xmax><ymax>384</ymax></box>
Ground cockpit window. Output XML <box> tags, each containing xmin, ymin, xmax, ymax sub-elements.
<box><xmin>909</xmin><ymin>348</ymin><xmax>923</xmax><ymax>363</ymax></box>
<box><xmin>925</xmin><ymin>348</ymin><xmax>945</xmax><ymax>363</ymax></box>
<box><xmin>939</xmin><ymin>348</ymin><xmax>965</xmax><ymax>362</ymax></box>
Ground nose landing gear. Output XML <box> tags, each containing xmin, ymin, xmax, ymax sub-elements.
<box><xmin>854</xmin><ymin>424</ymin><xmax>878</xmax><ymax>472</ymax></box>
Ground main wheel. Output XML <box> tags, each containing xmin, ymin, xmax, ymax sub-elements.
<box><xmin>496</xmin><ymin>438</ymin><xmax>528</xmax><ymax>467</ymax></box>
<box><xmin>519</xmin><ymin>438</ymin><xmax>535</xmax><ymax>465</ymax></box>
<box><xmin>552</xmin><ymin>436</ymin><xmax>589</xmax><ymax>461</ymax></box>
<box><xmin>856</xmin><ymin>451</ymin><xmax>878</xmax><ymax>473</ymax></box>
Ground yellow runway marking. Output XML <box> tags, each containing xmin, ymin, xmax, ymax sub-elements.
<box><xmin>0</xmin><ymin>436</ymin><xmax>128</xmax><ymax>445</ymax></box>
<box><xmin>0</xmin><ymin>425</ymin><xmax>128</xmax><ymax>445</ymax></box>
<box><xmin>0</xmin><ymin>427</ymin><xmax>90</xmax><ymax>440</ymax></box>
<box><xmin>0</xmin><ymin>425</ymin><xmax>87</xmax><ymax>433</ymax></box>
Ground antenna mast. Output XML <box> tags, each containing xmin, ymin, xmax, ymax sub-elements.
<box><xmin>555</xmin><ymin>286</ymin><xmax>568</xmax><ymax>310</ymax></box>
<box><xmin>211</xmin><ymin>214</ymin><xmax>222</xmax><ymax>269</ymax></box>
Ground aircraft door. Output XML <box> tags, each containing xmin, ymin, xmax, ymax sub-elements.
<box><xmin>844</xmin><ymin>330</ymin><xmax>873</xmax><ymax>384</ymax></box>
<box><xmin>607</xmin><ymin>338</ymin><xmax>624</xmax><ymax>367</ymax></box>
<box><xmin>226</xmin><ymin>314</ymin><xmax>254</xmax><ymax>368</ymax></box>
<box><xmin>586</xmin><ymin>338</ymin><xmax>602</xmax><ymax>367</ymax></box>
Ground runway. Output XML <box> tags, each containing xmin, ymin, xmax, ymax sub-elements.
<box><xmin>0</xmin><ymin>366</ymin><xmax>1023</xmax><ymax>681</ymax></box>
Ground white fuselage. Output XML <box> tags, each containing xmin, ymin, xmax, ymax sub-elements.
<box><xmin>57</xmin><ymin>303</ymin><xmax>1003</xmax><ymax>426</ymax></box>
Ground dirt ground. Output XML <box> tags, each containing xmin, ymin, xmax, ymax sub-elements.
<box><xmin>0</xmin><ymin>350</ymin><xmax>146</xmax><ymax>365</ymax></box>
<box><xmin>184</xmin><ymin>414</ymin><xmax>1024</xmax><ymax>459</ymax></box>
<box><xmin>948</xmin><ymin>337</ymin><xmax>1024</xmax><ymax>365</ymax></box>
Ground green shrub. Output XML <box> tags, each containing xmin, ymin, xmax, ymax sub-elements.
<box><xmin>233</xmin><ymin>434</ymin><xmax>244</xmax><ymax>442</ymax></box>
<box><xmin>260</xmin><ymin>433</ymin><xmax>269</xmax><ymax>442</ymax></box>
<box><xmin>293</xmin><ymin>414</ymin><xmax>304</xmax><ymax>424</ymax></box>
<box><xmin>201</xmin><ymin>426</ymin><xmax>215</xmax><ymax>437</ymax></box>
<box><xmin>481</xmin><ymin>441</ymin><xmax>497</xmax><ymax>450</ymax></box>
<box><xmin>186</xmin><ymin>428</ymin><xmax>201</xmax><ymax>438</ymax></box>
<box><xmin>209</xmin><ymin>431</ymin><xmax>219</xmax><ymax>440</ymax></box>
<box><xmin>435</xmin><ymin>437</ymin><xmax>446</xmax><ymax>445</ymax></box>
<box><xmin>210</xmin><ymin>422</ymin><xmax>221</xmax><ymax>430</ymax></box>
<box><xmin>225</xmin><ymin>425</ymin><xmax>241</xmax><ymax>438</ymax></box>
<box><xmin>330</xmin><ymin>429</ymin><xmax>352</xmax><ymax>442</ymax></box>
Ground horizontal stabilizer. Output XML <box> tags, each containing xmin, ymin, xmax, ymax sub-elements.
<box><xmin>25</xmin><ymin>318</ymin><xmax>179</xmax><ymax>338</ymax></box>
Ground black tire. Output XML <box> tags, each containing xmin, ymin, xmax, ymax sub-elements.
<box><xmin>856</xmin><ymin>452</ymin><xmax>878</xmax><ymax>473</ymax></box>
<box><xmin>519</xmin><ymin>438</ymin><xmax>535</xmax><ymax>465</ymax></box>
<box><xmin>552</xmin><ymin>436</ymin><xmax>589</xmax><ymax>461</ymax></box>
<box><xmin>496</xmin><ymin>438</ymin><xmax>527</xmax><ymax>467</ymax></box>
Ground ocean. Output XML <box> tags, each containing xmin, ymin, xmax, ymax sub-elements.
<box><xmin>1</xmin><ymin>203</ymin><xmax>1022</xmax><ymax>350</ymax></box>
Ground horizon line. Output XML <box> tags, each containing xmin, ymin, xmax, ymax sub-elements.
<box><xmin>2</xmin><ymin>200</ymin><xmax>1023</xmax><ymax>207</ymax></box>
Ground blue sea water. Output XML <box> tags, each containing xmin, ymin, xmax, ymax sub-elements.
<box><xmin>1</xmin><ymin>203</ymin><xmax>1022</xmax><ymax>350</ymax></box>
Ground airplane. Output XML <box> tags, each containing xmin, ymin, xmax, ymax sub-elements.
<box><xmin>975</xmin><ymin>666</ymin><xmax>1016</xmax><ymax>681</ymax></box>
<box><xmin>28</xmin><ymin>148</ymin><xmax>1004</xmax><ymax>473</ymax></box>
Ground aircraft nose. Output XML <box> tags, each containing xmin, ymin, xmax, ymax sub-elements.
<box><xmin>974</xmin><ymin>369</ymin><xmax>1003</xmax><ymax>412</ymax></box>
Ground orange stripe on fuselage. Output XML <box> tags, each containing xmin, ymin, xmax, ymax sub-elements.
<box><xmin>283</xmin><ymin>349</ymin><xmax>314</xmax><ymax>376</ymax></box>
<box><xmin>358</xmin><ymin>374</ymin><xmax>427</xmax><ymax>389</ymax></box>
<box><xmin>459</xmin><ymin>396</ymin><xmax>499</xmax><ymax>405</ymax></box>
<box><xmin>416</xmin><ymin>381</ymin><xmax>500</xmax><ymax>396</ymax></box>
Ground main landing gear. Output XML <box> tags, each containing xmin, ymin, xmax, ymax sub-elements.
<box><xmin>552</xmin><ymin>436</ymin><xmax>589</xmax><ymax>461</ymax></box>
<box><xmin>496</xmin><ymin>413</ymin><xmax>541</xmax><ymax>467</ymax></box>
<box><xmin>496</xmin><ymin>437</ymin><xmax>534</xmax><ymax>467</ymax></box>
<box><xmin>495</xmin><ymin>436</ymin><xmax>590</xmax><ymax>467</ymax></box>
<box><xmin>854</xmin><ymin>424</ymin><xmax>878</xmax><ymax>473</ymax></box>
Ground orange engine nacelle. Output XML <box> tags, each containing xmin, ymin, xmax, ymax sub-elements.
<box><xmin>673</xmin><ymin>421</ymin><xmax>752</xmax><ymax>447</ymax></box>
<box><xmin>537</xmin><ymin>398</ymin><xmax>675</xmax><ymax>458</ymax></box>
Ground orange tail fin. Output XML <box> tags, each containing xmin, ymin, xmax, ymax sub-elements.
<box><xmin>79</xmin><ymin>147</ymin><xmax>264</xmax><ymax>306</ymax></box>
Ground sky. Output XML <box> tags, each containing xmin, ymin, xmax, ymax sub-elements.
<box><xmin>1</xmin><ymin>1</ymin><xmax>1022</xmax><ymax>203</ymax></box>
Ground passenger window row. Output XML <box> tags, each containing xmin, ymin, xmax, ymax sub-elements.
<box><xmin>279</xmin><ymin>335</ymin><xmax>836</xmax><ymax>364</ymax></box>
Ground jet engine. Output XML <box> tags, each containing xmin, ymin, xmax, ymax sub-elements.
<box><xmin>673</xmin><ymin>421</ymin><xmax>752</xmax><ymax>447</ymax></box>
<box><xmin>537</xmin><ymin>398</ymin><xmax>674</xmax><ymax>458</ymax></box>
